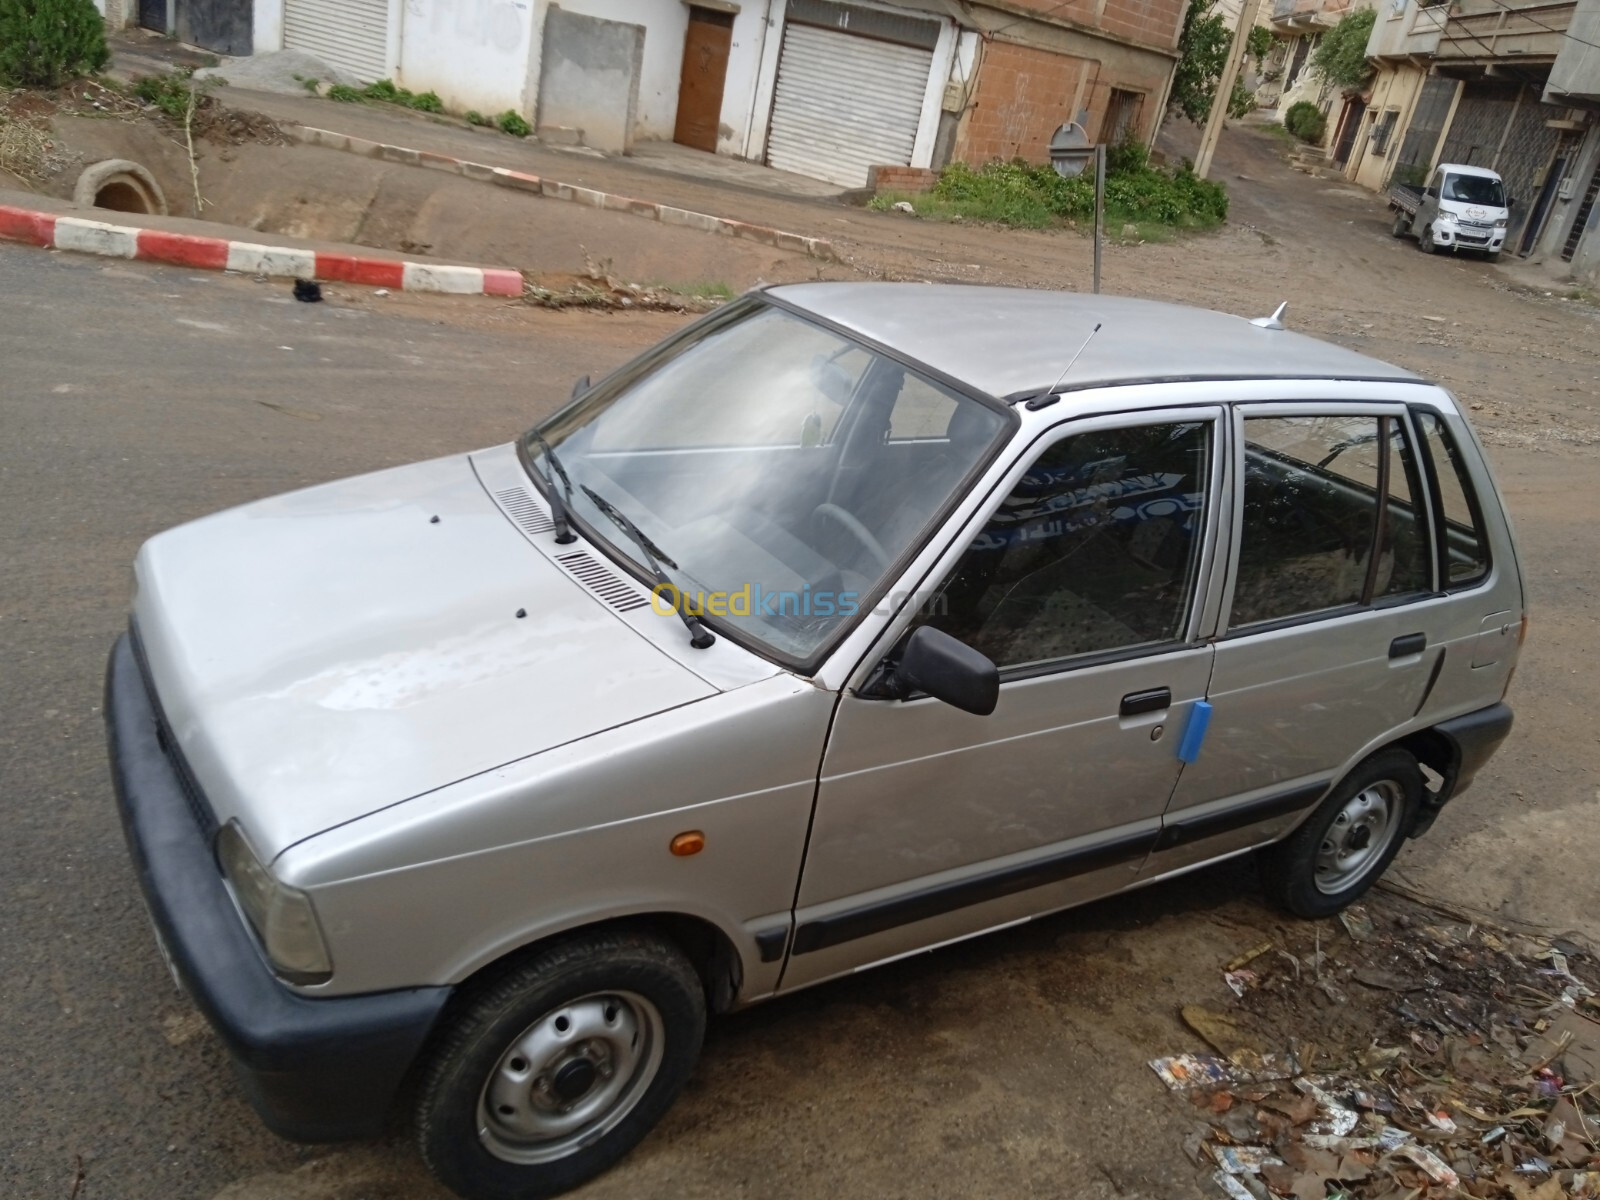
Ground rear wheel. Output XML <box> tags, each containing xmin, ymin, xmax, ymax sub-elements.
<box><xmin>416</xmin><ymin>931</ymin><xmax>706</xmax><ymax>1200</ymax></box>
<box><xmin>1259</xmin><ymin>748</ymin><xmax>1422</xmax><ymax>918</ymax></box>
<box><xmin>1391</xmin><ymin>211</ymin><xmax>1411</xmax><ymax>238</ymax></box>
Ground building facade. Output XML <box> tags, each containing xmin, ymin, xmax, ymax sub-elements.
<box><xmin>1261</xmin><ymin>0</ymin><xmax>1377</xmax><ymax>162</ymax></box>
<box><xmin>1336</xmin><ymin>0</ymin><xmax>1600</xmax><ymax>278</ymax></box>
<box><xmin>109</xmin><ymin>0</ymin><xmax>1187</xmax><ymax>189</ymax></box>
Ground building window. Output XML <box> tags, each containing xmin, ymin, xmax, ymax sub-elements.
<box><xmin>1371</xmin><ymin>109</ymin><xmax>1399</xmax><ymax>156</ymax></box>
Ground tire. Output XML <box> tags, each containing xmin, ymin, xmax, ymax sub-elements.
<box><xmin>1258</xmin><ymin>748</ymin><xmax>1423</xmax><ymax>919</ymax></box>
<box><xmin>1419</xmin><ymin>225</ymin><xmax>1437</xmax><ymax>254</ymax></box>
<box><xmin>416</xmin><ymin>930</ymin><xmax>707</xmax><ymax>1200</ymax></box>
<box><xmin>1391</xmin><ymin>211</ymin><xmax>1410</xmax><ymax>238</ymax></box>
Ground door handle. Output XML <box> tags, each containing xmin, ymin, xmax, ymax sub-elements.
<box><xmin>1120</xmin><ymin>687</ymin><xmax>1171</xmax><ymax>717</ymax></box>
<box><xmin>1389</xmin><ymin>633</ymin><xmax>1427</xmax><ymax>659</ymax></box>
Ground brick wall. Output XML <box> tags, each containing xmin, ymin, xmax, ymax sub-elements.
<box><xmin>990</xmin><ymin>0</ymin><xmax>1187</xmax><ymax>50</ymax></box>
<box><xmin>868</xmin><ymin>165</ymin><xmax>941</xmax><ymax>193</ymax></box>
<box><xmin>953</xmin><ymin>39</ymin><xmax>1174</xmax><ymax>166</ymax></box>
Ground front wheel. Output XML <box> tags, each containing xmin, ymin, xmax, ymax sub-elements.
<box><xmin>416</xmin><ymin>931</ymin><xmax>707</xmax><ymax>1200</ymax></box>
<box><xmin>1258</xmin><ymin>748</ymin><xmax>1422</xmax><ymax>918</ymax></box>
<box><xmin>1419</xmin><ymin>225</ymin><xmax>1438</xmax><ymax>254</ymax></box>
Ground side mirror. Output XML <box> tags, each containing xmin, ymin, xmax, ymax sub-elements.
<box><xmin>881</xmin><ymin>626</ymin><xmax>999</xmax><ymax>715</ymax></box>
<box><xmin>1507</xmin><ymin>197</ymin><xmax>1518</xmax><ymax>210</ymax></box>
<box><xmin>572</xmin><ymin>374</ymin><xmax>590</xmax><ymax>400</ymax></box>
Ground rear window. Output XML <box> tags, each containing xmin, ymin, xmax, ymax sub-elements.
<box><xmin>1413</xmin><ymin>411</ymin><xmax>1490</xmax><ymax>587</ymax></box>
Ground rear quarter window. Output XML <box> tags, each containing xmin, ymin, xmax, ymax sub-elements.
<box><xmin>1413</xmin><ymin>410</ymin><xmax>1490</xmax><ymax>587</ymax></box>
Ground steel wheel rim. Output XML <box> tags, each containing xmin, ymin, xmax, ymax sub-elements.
<box><xmin>1314</xmin><ymin>780</ymin><xmax>1400</xmax><ymax>894</ymax></box>
<box><xmin>477</xmin><ymin>990</ymin><xmax>665</xmax><ymax>1164</ymax></box>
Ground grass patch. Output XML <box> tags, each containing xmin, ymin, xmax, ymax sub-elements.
<box><xmin>674</xmin><ymin>280</ymin><xmax>735</xmax><ymax>300</ymax></box>
<box><xmin>496</xmin><ymin>109</ymin><xmax>531</xmax><ymax>137</ymax></box>
<box><xmin>322</xmin><ymin>78</ymin><xmax>443</xmax><ymax>112</ymax></box>
<box><xmin>871</xmin><ymin>143</ymin><xmax>1228</xmax><ymax>236</ymax></box>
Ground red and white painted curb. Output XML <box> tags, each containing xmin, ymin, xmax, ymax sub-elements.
<box><xmin>287</xmin><ymin>125</ymin><xmax>840</xmax><ymax>262</ymax></box>
<box><xmin>0</xmin><ymin>204</ymin><xmax>525</xmax><ymax>295</ymax></box>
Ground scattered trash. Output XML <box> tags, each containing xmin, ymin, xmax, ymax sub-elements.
<box><xmin>891</xmin><ymin>200</ymin><xmax>915</xmax><ymax>214</ymax></box>
<box><xmin>374</xmin><ymin>287</ymin><xmax>390</xmax><ymax>297</ymax></box>
<box><xmin>293</xmin><ymin>279</ymin><xmax>323</xmax><ymax>303</ymax></box>
<box><xmin>1152</xmin><ymin>896</ymin><xmax>1600</xmax><ymax>1198</ymax></box>
<box><xmin>1226</xmin><ymin>940</ymin><xmax>1276</xmax><ymax>972</ymax></box>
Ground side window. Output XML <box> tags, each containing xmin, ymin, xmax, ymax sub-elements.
<box><xmin>1414</xmin><ymin>410</ymin><xmax>1490</xmax><ymax>586</ymax></box>
<box><xmin>887</xmin><ymin>374</ymin><xmax>959</xmax><ymax>442</ymax></box>
<box><xmin>917</xmin><ymin>421</ymin><xmax>1212</xmax><ymax>671</ymax></box>
<box><xmin>1230</xmin><ymin>414</ymin><xmax>1431</xmax><ymax>629</ymax></box>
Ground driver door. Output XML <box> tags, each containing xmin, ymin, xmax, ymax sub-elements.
<box><xmin>781</xmin><ymin>409</ymin><xmax>1225</xmax><ymax>991</ymax></box>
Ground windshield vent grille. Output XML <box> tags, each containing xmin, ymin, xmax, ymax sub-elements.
<box><xmin>494</xmin><ymin>487</ymin><xmax>555</xmax><ymax>537</ymax></box>
<box><xmin>554</xmin><ymin>550</ymin><xmax>650</xmax><ymax>613</ymax></box>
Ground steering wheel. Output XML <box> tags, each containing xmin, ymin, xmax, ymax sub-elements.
<box><xmin>812</xmin><ymin>503</ymin><xmax>891</xmax><ymax>574</ymax></box>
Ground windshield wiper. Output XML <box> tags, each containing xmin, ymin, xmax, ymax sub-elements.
<box><xmin>580</xmin><ymin>484</ymin><xmax>715</xmax><ymax>649</ymax></box>
<box><xmin>526</xmin><ymin>429</ymin><xmax>578</xmax><ymax>545</ymax></box>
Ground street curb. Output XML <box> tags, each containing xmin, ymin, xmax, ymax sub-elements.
<box><xmin>0</xmin><ymin>204</ymin><xmax>526</xmax><ymax>295</ymax></box>
<box><xmin>284</xmin><ymin>125</ymin><xmax>841</xmax><ymax>263</ymax></box>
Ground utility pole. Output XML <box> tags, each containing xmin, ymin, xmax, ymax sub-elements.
<box><xmin>1194</xmin><ymin>0</ymin><xmax>1265</xmax><ymax>180</ymax></box>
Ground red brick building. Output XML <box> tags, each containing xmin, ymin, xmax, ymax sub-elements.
<box><xmin>950</xmin><ymin>0</ymin><xmax>1189</xmax><ymax>167</ymax></box>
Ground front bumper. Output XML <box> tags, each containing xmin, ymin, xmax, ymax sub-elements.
<box><xmin>1433</xmin><ymin>224</ymin><xmax>1505</xmax><ymax>252</ymax></box>
<box><xmin>105</xmin><ymin>633</ymin><xmax>451</xmax><ymax>1141</ymax></box>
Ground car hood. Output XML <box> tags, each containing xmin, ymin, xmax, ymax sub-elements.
<box><xmin>132</xmin><ymin>452</ymin><xmax>718</xmax><ymax>859</ymax></box>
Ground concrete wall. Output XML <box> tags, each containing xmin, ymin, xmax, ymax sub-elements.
<box><xmin>535</xmin><ymin>5</ymin><xmax>644</xmax><ymax>151</ymax></box>
<box><xmin>1546</xmin><ymin>0</ymin><xmax>1600</xmax><ymax>102</ymax></box>
<box><xmin>254</xmin><ymin>0</ymin><xmax>284</xmax><ymax>53</ymax></box>
<box><xmin>546</xmin><ymin>0</ymin><xmax>686</xmax><ymax>139</ymax></box>
<box><xmin>1348</xmin><ymin>59</ymin><xmax>1425</xmax><ymax>190</ymax></box>
<box><xmin>397</xmin><ymin>0</ymin><xmax>538</xmax><ymax>116</ymax></box>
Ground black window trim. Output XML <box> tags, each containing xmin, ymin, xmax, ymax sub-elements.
<box><xmin>1408</xmin><ymin>403</ymin><xmax>1493</xmax><ymax>593</ymax></box>
<box><xmin>1222</xmin><ymin>404</ymin><xmax>1437</xmax><ymax>637</ymax></box>
<box><xmin>907</xmin><ymin>411</ymin><xmax>1223</xmax><ymax>684</ymax></box>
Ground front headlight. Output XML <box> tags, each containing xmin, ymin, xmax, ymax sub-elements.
<box><xmin>1495</xmin><ymin>217</ymin><xmax>1508</xmax><ymax>228</ymax></box>
<box><xmin>217</xmin><ymin>821</ymin><xmax>333</xmax><ymax>984</ymax></box>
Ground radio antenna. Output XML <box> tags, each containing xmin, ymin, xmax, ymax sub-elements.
<box><xmin>1027</xmin><ymin>321</ymin><xmax>1103</xmax><ymax>411</ymax></box>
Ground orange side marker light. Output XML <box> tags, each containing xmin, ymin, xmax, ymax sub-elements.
<box><xmin>670</xmin><ymin>831</ymin><xmax>706</xmax><ymax>857</ymax></box>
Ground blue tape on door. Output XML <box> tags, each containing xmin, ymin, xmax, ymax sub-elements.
<box><xmin>1177</xmin><ymin>700</ymin><xmax>1212</xmax><ymax>764</ymax></box>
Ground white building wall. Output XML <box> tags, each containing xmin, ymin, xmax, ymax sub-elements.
<box><xmin>397</xmin><ymin>0</ymin><xmax>539</xmax><ymax>116</ymax></box>
<box><xmin>255</xmin><ymin>0</ymin><xmax>286</xmax><ymax>52</ymax></box>
<box><xmin>546</xmin><ymin>0</ymin><xmax>688</xmax><ymax>138</ymax></box>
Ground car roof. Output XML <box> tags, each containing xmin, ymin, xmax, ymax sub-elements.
<box><xmin>1438</xmin><ymin>163</ymin><xmax>1501</xmax><ymax>179</ymax></box>
<box><xmin>767</xmin><ymin>283</ymin><xmax>1422</xmax><ymax>401</ymax></box>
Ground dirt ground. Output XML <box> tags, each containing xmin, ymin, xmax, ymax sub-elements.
<box><xmin>2</xmin><ymin>99</ymin><xmax>1598</xmax><ymax>1200</ymax></box>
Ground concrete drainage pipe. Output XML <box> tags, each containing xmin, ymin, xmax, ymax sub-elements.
<box><xmin>74</xmin><ymin>160</ymin><xmax>168</xmax><ymax>217</ymax></box>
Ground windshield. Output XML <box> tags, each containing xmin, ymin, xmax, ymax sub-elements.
<box><xmin>1443</xmin><ymin>173</ymin><xmax>1505</xmax><ymax>207</ymax></box>
<box><xmin>526</xmin><ymin>301</ymin><xmax>1010</xmax><ymax>664</ymax></box>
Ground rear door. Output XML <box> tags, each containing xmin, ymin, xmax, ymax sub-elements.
<box><xmin>782</xmin><ymin>409</ymin><xmax>1223</xmax><ymax>991</ymax></box>
<box><xmin>1145</xmin><ymin>403</ymin><xmax>1443</xmax><ymax>877</ymax></box>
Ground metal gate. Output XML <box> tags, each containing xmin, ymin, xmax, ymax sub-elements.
<box><xmin>1391</xmin><ymin>74</ymin><xmax>1455</xmax><ymax>187</ymax></box>
<box><xmin>1562</xmin><ymin>156</ymin><xmax>1600</xmax><ymax>262</ymax></box>
<box><xmin>283</xmin><ymin>0</ymin><xmax>391</xmax><ymax>81</ymax></box>
<box><xmin>766</xmin><ymin>0</ymin><xmax>939</xmax><ymax>188</ymax></box>
<box><xmin>1438</xmin><ymin>81</ymin><xmax>1560</xmax><ymax>246</ymax></box>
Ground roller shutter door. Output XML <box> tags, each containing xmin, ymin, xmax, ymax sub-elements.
<box><xmin>283</xmin><ymin>0</ymin><xmax>390</xmax><ymax>82</ymax></box>
<box><xmin>766</xmin><ymin>20</ymin><xmax>934</xmax><ymax>188</ymax></box>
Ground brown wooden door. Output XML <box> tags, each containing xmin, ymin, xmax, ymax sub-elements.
<box><xmin>674</xmin><ymin>8</ymin><xmax>733</xmax><ymax>153</ymax></box>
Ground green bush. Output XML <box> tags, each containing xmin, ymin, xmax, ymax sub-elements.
<box><xmin>1284</xmin><ymin>101</ymin><xmax>1326</xmax><ymax>144</ymax></box>
<box><xmin>497</xmin><ymin>109</ymin><xmax>531</xmax><ymax>137</ymax></box>
<box><xmin>326</xmin><ymin>83</ymin><xmax>363</xmax><ymax>103</ymax></box>
<box><xmin>0</xmin><ymin>0</ymin><xmax>108</xmax><ymax>88</ymax></box>
<box><xmin>919</xmin><ymin>153</ymin><xmax>1228</xmax><ymax>232</ymax></box>
<box><xmin>133</xmin><ymin>70</ymin><xmax>208</xmax><ymax>121</ymax></box>
<box><xmin>465</xmin><ymin>109</ymin><xmax>489</xmax><ymax>127</ymax></box>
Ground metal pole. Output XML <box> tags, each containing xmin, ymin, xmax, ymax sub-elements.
<box><xmin>1093</xmin><ymin>143</ymin><xmax>1105</xmax><ymax>294</ymax></box>
<box><xmin>1193</xmin><ymin>0</ymin><xmax>1265</xmax><ymax>180</ymax></box>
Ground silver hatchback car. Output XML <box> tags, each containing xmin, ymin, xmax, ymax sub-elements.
<box><xmin>106</xmin><ymin>285</ymin><xmax>1522</xmax><ymax>1200</ymax></box>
